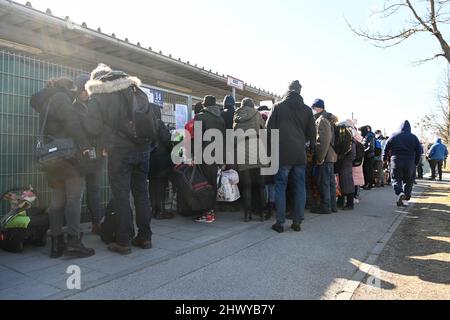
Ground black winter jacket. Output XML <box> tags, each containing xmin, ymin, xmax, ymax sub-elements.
<box><xmin>267</xmin><ymin>91</ymin><xmax>316</xmax><ymax>166</ymax></box>
<box><xmin>83</xmin><ymin>75</ymin><xmax>151</xmax><ymax>153</ymax></box>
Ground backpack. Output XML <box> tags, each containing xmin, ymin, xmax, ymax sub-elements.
<box><xmin>374</xmin><ymin>139</ymin><xmax>383</xmax><ymax>157</ymax></box>
<box><xmin>170</xmin><ymin>164</ymin><xmax>216</xmax><ymax>213</ymax></box>
<box><xmin>120</xmin><ymin>86</ymin><xmax>158</xmax><ymax>144</ymax></box>
<box><xmin>353</xmin><ymin>140</ymin><xmax>365</xmax><ymax>167</ymax></box>
<box><xmin>333</xmin><ymin>125</ymin><xmax>353</xmax><ymax>159</ymax></box>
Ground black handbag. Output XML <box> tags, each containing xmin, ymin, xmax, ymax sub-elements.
<box><xmin>35</xmin><ymin>98</ymin><xmax>77</xmax><ymax>171</ymax></box>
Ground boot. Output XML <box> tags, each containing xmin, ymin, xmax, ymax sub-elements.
<box><xmin>50</xmin><ymin>234</ymin><xmax>66</xmax><ymax>259</ymax></box>
<box><xmin>244</xmin><ymin>210</ymin><xmax>251</xmax><ymax>222</ymax></box>
<box><xmin>64</xmin><ymin>234</ymin><xmax>95</xmax><ymax>259</ymax></box>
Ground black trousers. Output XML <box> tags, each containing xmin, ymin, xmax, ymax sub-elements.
<box><xmin>429</xmin><ymin>160</ymin><xmax>444</xmax><ymax>179</ymax></box>
<box><xmin>239</xmin><ymin>168</ymin><xmax>265</xmax><ymax>213</ymax></box>
<box><xmin>149</xmin><ymin>170</ymin><xmax>169</xmax><ymax>216</ymax></box>
<box><xmin>363</xmin><ymin>157</ymin><xmax>374</xmax><ymax>187</ymax></box>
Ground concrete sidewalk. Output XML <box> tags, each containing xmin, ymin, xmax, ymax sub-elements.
<box><xmin>0</xmin><ymin>178</ymin><xmax>440</xmax><ymax>300</ymax></box>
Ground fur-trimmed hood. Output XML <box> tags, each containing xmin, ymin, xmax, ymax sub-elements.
<box><xmin>85</xmin><ymin>76</ymin><xmax>141</xmax><ymax>95</ymax></box>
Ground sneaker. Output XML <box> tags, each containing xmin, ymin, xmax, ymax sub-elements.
<box><xmin>397</xmin><ymin>193</ymin><xmax>406</xmax><ymax>207</ymax></box>
<box><xmin>291</xmin><ymin>223</ymin><xmax>301</xmax><ymax>232</ymax></box>
<box><xmin>131</xmin><ymin>238</ymin><xmax>152</xmax><ymax>249</ymax></box>
<box><xmin>195</xmin><ymin>213</ymin><xmax>215</xmax><ymax>224</ymax></box>
<box><xmin>272</xmin><ymin>224</ymin><xmax>284</xmax><ymax>233</ymax></box>
<box><xmin>108</xmin><ymin>242</ymin><xmax>132</xmax><ymax>255</ymax></box>
<box><xmin>354</xmin><ymin>198</ymin><xmax>360</xmax><ymax>204</ymax></box>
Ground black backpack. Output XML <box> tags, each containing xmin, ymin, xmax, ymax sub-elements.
<box><xmin>120</xmin><ymin>86</ymin><xmax>158</xmax><ymax>144</ymax></box>
<box><xmin>170</xmin><ymin>164</ymin><xmax>216</xmax><ymax>213</ymax></box>
<box><xmin>333</xmin><ymin>125</ymin><xmax>353</xmax><ymax>159</ymax></box>
<box><xmin>353</xmin><ymin>140</ymin><xmax>365</xmax><ymax>167</ymax></box>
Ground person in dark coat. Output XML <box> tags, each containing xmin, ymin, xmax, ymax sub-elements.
<box><xmin>233</xmin><ymin>98</ymin><xmax>266</xmax><ymax>222</ymax></box>
<box><xmin>360</xmin><ymin>125</ymin><xmax>376</xmax><ymax>190</ymax></box>
<box><xmin>73</xmin><ymin>74</ymin><xmax>106</xmax><ymax>235</ymax></box>
<box><xmin>383</xmin><ymin>120</ymin><xmax>422</xmax><ymax>207</ymax></box>
<box><xmin>336</xmin><ymin>121</ymin><xmax>356</xmax><ymax>210</ymax></box>
<box><xmin>267</xmin><ymin>80</ymin><xmax>316</xmax><ymax>233</ymax></box>
<box><xmin>30</xmin><ymin>77</ymin><xmax>95</xmax><ymax>259</ymax></box>
<box><xmin>193</xmin><ymin>95</ymin><xmax>226</xmax><ymax>223</ymax></box>
<box><xmin>149</xmin><ymin>118</ymin><xmax>174</xmax><ymax>220</ymax></box>
<box><xmin>83</xmin><ymin>63</ymin><xmax>153</xmax><ymax>255</ymax></box>
<box><xmin>221</xmin><ymin>95</ymin><xmax>236</xmax><ymax>130</ymax></box>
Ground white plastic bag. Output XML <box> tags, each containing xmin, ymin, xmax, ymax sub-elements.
<box><xmin>217</xmin><ymin>170</ymin><xmax>240</xmax><ymax>202</ymax></box>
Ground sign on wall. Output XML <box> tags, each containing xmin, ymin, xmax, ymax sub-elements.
<box><xmin>227</xmin><ymin>75</ymin><xmax>244</xmax><ymax>91</ymax></box>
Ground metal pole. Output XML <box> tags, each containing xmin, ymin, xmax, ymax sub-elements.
<box><xmin>232</xmin><ymin>87</ymin><xmax>236</xmax><ymax>100</ymax></box>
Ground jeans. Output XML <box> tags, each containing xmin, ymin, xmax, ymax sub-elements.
<box><xmin>391</xmin><ymin>160</ymin><xmax>416</xmax><ymax>197</ymax></box>
<box><xmin>85</xmin><ymin>170</ymin><xmax>104</xmax><ymax>225</ymax></box>
<box><xmin>108</xmin><ymin>149</ymin><xmax>152</xmax><ymax>246</ymax></box>
<box><xmin>48</xmin><ymin>174</ymin><xmax>84</xmax><ymax>237</ymax></box>
<box><xmin>274</xmin><ymin>165</ymin><xmax>306</xmax><ymax>225</ymax></box>
<box><xmin>317</xmin><ymin>162</ymin><xmax>337</xmax><ymax>211</ymax></box>
<box><xmin>265</xmin><ymin>184</ymin><xmax>275</xmax><ymax>203</ymax></box>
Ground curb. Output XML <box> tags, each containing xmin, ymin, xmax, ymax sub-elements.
<box><xmin>334</xmin><ymin>184</ymin><xmax>427</xmax><ymax>300</ymax></box>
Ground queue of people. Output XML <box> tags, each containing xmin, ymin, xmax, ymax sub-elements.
<box><xmin>29</xmin><ymin>66</ymin><xmax>444</xmax><ymax>259</ymax></box>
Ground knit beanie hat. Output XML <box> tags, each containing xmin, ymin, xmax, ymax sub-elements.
<box><xmin>311</xmin><ymin>99</ymin><xmax>325</xmax><ymax>109</ymax></box>
<box><xmin>288</xmin><ymin>80</ymin><xmax>302</xmax><ymax>94</ymax></box>
<box><xmin>202</xmin><ymin>95</ymin><xmax>216</xmax><ymax>107</ymax></box>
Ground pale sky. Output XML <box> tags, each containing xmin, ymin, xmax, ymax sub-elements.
<box><xmin>17</xmin><ymin>0</ymin><xmax>448</xmax><ymax>137</ymax></box>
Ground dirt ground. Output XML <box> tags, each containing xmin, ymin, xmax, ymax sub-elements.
<box><xmin>352</xmin><ymin>175</ymin><xmax>450</xmax><ymax>300</ymax></box>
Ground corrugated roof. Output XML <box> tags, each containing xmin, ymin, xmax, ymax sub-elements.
<box><xmin>0</xmin><ymin>0</ymin><xmax>281</xmax><ymax>102</ymax></box>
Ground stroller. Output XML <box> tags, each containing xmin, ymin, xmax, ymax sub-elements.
<box><xmin>0</xmin><ymin>187</ymin><xmax>49</xmax><ymax>253</ymax></box>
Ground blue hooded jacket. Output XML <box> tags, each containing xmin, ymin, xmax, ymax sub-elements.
<box><xmin>428</xmin><ymin>138</ymin><xmax>448</xmax><ymax>161</ymax></box>
<box><xmin>383</xmin><ymin>120</ymin><xmax>422</xmax><ymax>165</ymax></box>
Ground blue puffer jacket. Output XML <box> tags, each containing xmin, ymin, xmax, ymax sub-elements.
<box><xmin>383</xmin><ymin>120</ymin><xmax>422</xmax><ymax>165</ymax></box>
<box><xmin>428</xmin><ymin>138</ymin><xmax>449</xmax><ymax>161</ymax></box>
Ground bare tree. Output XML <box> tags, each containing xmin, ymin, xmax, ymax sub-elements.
<box><xmin>416</xmin><ymin>71</ymin><xmax>450</xmax><ymax>144</ymax></box>
<box><xmin>348</xmin><ymin>0</ymin><xmax>450</xmax><ymax>64</ymax></box>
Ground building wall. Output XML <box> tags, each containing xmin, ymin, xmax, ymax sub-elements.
<box><xmin>0</xmin><ymin>50</ymin><xmax>192</xmax><ymax>220</ymax></box>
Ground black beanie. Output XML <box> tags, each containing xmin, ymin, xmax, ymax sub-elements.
<box><xmin>288</xmin><ymin>80</ymin><xmax>302</xmax><ymax>94</ymax></box>
<box><xmin>202</xmin><ymin>95</ymin><xmax>216</xmax><ymax>107</ymax></box>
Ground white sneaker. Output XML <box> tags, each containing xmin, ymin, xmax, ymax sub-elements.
<box><xmin>354</xmin><ymin>198</ymin><xmax>360</xmax><ymax>204</ymax></box>
<box><xmin>397</xmin><ymin>193</ymin><xmax>406</xmax><ymax>207</ymax></box>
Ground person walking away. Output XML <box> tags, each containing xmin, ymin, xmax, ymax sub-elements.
<box><xmin>383</xmin><ymin>120</ymin><xmax>422</xmax><ymax>207</ymax></box>
<box><xmin>73</xmin><ymin>74</ymin><xmax>105</xmax><ymax>235</ymax></box>
<box><xmin>427</xmin><ymin>138</ymin><xmax>448</xmax><ymax>181</ymax></box>
<box><xmin>374</xmin><ymin>130</ymin><xmax>385</xmax><ymax>187</ymax></box>
<box><xmin>83</xmin><ymin>64</ymin><xmax>154</xmax><ymax>255</ymax></box>
<box><xmin>416</xmin><ymin>142</ymin><xmax>425</xmax><ymax>179</ymax></box>
<box><xmin>336</xmin><ymin>120</ymin><xmax>356</xmax><ymax>210</ymax></box>
<box><xmin>233</xmin><ymin>98</ymin><xmax>266</xmax><ymax>221</ymax></box>
<box><xmin>310</xmin><ymin>99</ymin><xmax>338</xmax><ymax>214</ymax></box>
<box><xmin>360</xmin><ymin>125</ymin><xmax>376</xmax><ymax>190</ymax></box>
<box><xmin>30</xmin><ymin>78</ymin><xmax>95</xmax><ymax>258</ymax></box>
<box><xmin>194</xmin><ymin>96</ymin><xmax>226</xmax><ymax>223</ymax></box>
<box><xmin>267</xmin><ymin>80</ymin><xmax>316</xmax><ymax>233</ymax></box>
